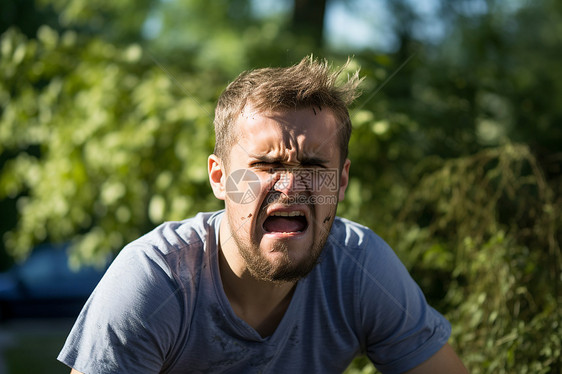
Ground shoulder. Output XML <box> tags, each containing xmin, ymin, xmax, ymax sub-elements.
<box><xmin>327</xmin><ymin>216</ymin><xmax>395</xmax><ymax>264</ymax></box>
<box><xmin>57</xmin><ymin>211</ymin><xmax>224</xmax><ymax>373</ymax></box>
<box><xmin>325</xmin><ymin>217</ymin><xmax>421</xmax><ymax>311</ymax></box>
<box><xmin>86</xmin><ymin>210</ymin><xmax>223</xmax><ymax>320</ymax></box>
<box><xmin>120</xmin><ymin>211</ymin><xmax>222</xmax><ymax>278</ymax></box>
<box><xmin>134</xmin><ymin>210</ymin><xmax>221</xmax><ymax>256</ymax></box>
<box><xmin>326</xmin><ymin>219</ymin><xmax>452</xmax><ymax>373</ymax></box>
<box><xmin>319</xmin><ymin>217</ymin><xmax>412</xmax><ymax>322</ymax></box>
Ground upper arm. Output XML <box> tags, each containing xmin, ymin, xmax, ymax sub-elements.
<box><xmin>58</xmin><ymin>246</ymin><xmax>185</xmax><ymax>373</ymax></box>
<box><xmin>70</xmin><ymin>369</ymin><xmax>84</xmax><ymax>374</ymax></box>
<box><xmin>355</xmin><ymin>232</ymin><xmax>453</xmax><ymax>372</ymax></box>
<box><xmin>404</xmin><ymin>343</ymin><xmax>468</xmax><ymax>374</ymax></box>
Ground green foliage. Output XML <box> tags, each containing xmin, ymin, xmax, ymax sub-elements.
<box><xmin>343</xmin><ymin>144</ymin><xmax>561</xmax><ymax>373</ymax></box>
<box><xmin>144</xmin><ymin>0</ymin><xmax>320</xmax><ymax>76</ymax></box>
<box><xmin>0</xmin><ymin>26</ymin><xmax>219</xmax><ymax>264</ymax></box>
<box><xmin>37</xmin><ymin>0</ymin><xmax>155</xmax><ymax>42</ymax></box>
<box><xmin>387</xmin><ymin>145</ymin><xmax>561</xmax><ymax>373</ymax></box>
<box><xmin>345</xmin><ymin>355</ymin><xmax>377</xmax><ymax>374</ymax></box>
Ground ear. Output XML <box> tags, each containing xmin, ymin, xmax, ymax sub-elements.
<box><xmin>208</xmin><ymin>154</ymin><xmax>226</xmax><ymax>200</ymax></box>
<box><xmin>338</xmin><ymin>159</ymin><xmax>351</xmax><ymax>201</ymax></box>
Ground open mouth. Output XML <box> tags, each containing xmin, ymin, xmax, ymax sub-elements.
<box><xmin>263</xmin><ymin>211</ymin><xmax>308</xmax><ymax>234</ymax></box>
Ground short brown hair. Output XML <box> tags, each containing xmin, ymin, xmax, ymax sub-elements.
<box><xmin>213</xmin><ymin>56</ymin><xmax>362</xmax><ymax>165</ymax></box>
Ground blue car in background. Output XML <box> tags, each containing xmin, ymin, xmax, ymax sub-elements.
<box><xmin>0</xmin><ymin>244</ymin><xmax>111</xmax><ymax>320</ymax></box>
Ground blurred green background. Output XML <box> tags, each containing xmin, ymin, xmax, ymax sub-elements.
<box><xmin>0</xmin><ymin>0</ymin><xmax>561</xmax><ymax>373</ymax></box>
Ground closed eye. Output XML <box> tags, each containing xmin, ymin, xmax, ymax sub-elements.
<box><xmin>301</xmin><ymin>162</ymin><xmax>326</xmax><ymax>168</ymax></box>
<box><xmin>251</xmin><ymin>162</ymin><xmax>282</xmax><ymax>172</ymax></box>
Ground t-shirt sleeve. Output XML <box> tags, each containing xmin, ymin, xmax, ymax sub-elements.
<box><xmin>357</xmin><ymin>232</ymin><xmax>451</xmax><ymax>373</ymax></box>
<box><xmin>57</xmin><ymin>244</ymin><xmax>185</xmax><ymax>374</ymax></box>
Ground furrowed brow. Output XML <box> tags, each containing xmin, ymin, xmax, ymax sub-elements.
<box><xmin>249</xmin><ymin>154</ymin><xmax>284</xmax><ymax>163</ymax></box>
<box><xmin>249</xmin><ymin>154</ymin><xmax>329</xmax><ymax>166</ymax></box>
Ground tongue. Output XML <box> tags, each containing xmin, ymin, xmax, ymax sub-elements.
<box><xmin>264</xmin><ymin>216</ymin><xmax>306</xmax><ymax>233</ymax></box>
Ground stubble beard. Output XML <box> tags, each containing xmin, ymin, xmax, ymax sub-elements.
<box><xmin>229</xmin><ymin>205</ymin><xmax>337</xmax><ymax>284</ymax></box>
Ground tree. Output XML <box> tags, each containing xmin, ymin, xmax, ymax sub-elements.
<box><xmin>292</xmin><ymin>0</ymin><xmax>327</xmax><ymax>48</ymax></box>
<box><xmin>0</xmin><ymin>26</ymin><xmax>221</xmax><ymax>266</ymax></box>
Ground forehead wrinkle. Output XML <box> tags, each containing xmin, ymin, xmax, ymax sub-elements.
<box><xmin>270</xmin><ymin>128</ymin><xmax>333</xmax><ymax>163</ymax></box>
<box><xmin>249</xmin><ymin>145</ymin><xmax>332</xmax><ymax>167</ymax></box>
<box><xmin>282</xmin><ymin>130</ymin><xmax>300</xmax><ymax>163</ymax></box>
<box><xmin>238</xmin><ymin>106</ymin><xmax>340</xmax><ymax>165</ymax></box>
<box><xmin>246</xmin><ymin>121</ymin><xmax>300</xmax><ymax>162</ymax></box>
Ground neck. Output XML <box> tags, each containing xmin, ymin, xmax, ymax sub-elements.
<box><xmin>219</xmin><ymin>246</ymin><xmax>296</xmax><ymax>303</ymax></box>
<box><xmin>218</xmin><ymin>218</ymin><xmax>296</xmax><ymax>337</ymax></box>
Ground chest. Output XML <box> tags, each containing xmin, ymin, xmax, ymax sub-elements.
<box><xmin>166</xmin><ymin>277</ymin><xmax>361</xmax><ymax>373</ymax></box>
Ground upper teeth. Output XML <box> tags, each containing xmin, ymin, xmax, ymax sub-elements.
<box><xmin>270</xmin><ymin>211</ymin><xmax>304</xmax><ymax>217</ymax></box>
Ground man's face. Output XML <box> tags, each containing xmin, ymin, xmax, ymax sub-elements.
<box><xmin>214</xmin><ymin>105</ymin><xmax>350</xmax><ymax>283</ymax></box>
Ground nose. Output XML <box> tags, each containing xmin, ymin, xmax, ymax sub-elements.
<box><xmin>272</xmin><ymin>170</ymin><xmax>297</xmax><ymax>196</ymax></box>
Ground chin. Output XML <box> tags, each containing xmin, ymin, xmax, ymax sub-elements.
<box><xmin>251</xmin><ymin>240</ymin><xmax>323</xmax><ymax>283</ymax></box>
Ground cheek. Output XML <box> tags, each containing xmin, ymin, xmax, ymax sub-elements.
<box><xmin>226</xmin><ymin>201</ymin><xmax>254</xmax><ymax>230</ymax></box>
<box><xmin>258</xmin><ymin>174</ymin><xmax>276</xmax><ymax>194</ymax></box>
<box><xmin>239</xmin><ymin>212</ymin><xmax>253</xmax><ymax>221</ymax></box>
<box><xmin>317</xmin><ymin>201</ymin><xmax>337</xmax><ymax>226</ymax></box>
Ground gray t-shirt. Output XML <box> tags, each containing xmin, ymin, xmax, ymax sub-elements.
<box><xmin>58</xmin><ymin>211</ymin><xmax>451</xmax><ymax>373</ymax></box>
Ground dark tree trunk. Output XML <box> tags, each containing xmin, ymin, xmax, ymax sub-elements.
<box><xmin>292</xmin><ymin>0</ymin><xmax>327</xmax><ymax>48</ymax></box>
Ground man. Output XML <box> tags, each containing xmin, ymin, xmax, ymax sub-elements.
<box><xmin>58</xmin><ymin>57</ymin><xmax>468</xmax><ymax>373</ymax></box>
